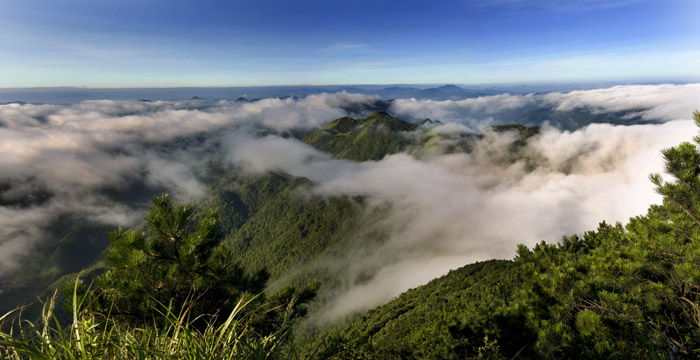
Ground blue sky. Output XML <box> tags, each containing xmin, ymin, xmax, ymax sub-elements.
<box><xmin>1</xmin><ymin>0</ymin><xmax>698</xmax><ymax>87</ymax></box>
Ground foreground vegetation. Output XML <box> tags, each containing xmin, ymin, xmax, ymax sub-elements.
<box><xmin>0</xmin><ymin>284</ymin><xmax>292</xmax><ymax>359</ymax></box>
<box><xmin>1</xmin><ymin>195</ymin><xmax>315</xmax><ymax>359</ymax></box>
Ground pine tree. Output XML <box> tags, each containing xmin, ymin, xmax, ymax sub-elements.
<box><xmin>96</xmin><ymin>194</ymin><xmax>269</xmax><ymax>323</ymax></box>
<box><xmin>650</xmin><ymin>111</ymin><xmax>700</xmax><ymax>229</ymax></box>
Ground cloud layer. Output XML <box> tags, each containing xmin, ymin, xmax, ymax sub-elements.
<box><xmin>390</xmin><ymin>83</ymin><xmax>700</xmax><ymax>130</ymax></box>
<box><xmin>0</xmin><ymin>93</ymin><xmax>376</xmax><ymax>277</ymax></box>
<box><xmin>1</xmin><ymin>84</ymin><xmax>698</xmax><ymax>322</ymax></box>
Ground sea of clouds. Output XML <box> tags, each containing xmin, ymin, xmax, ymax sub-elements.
<box><xmin>1</xmin><ymin>84</ymin><xmax>699</xmax><ymax>319</ymax></box>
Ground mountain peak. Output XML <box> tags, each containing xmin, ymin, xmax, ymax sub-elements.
<box><xmin>322</xmin><ymin>116</ymin><xmax>360</xmax><ymax>133</ymax></box>
<box><xmin>303</xmin><ymin>113</ymin><xmax>419</xmax><ymax>161</ymax></box>
<box><xmin>362</xmin><ymin>111</ymin><xmax>418</xmax><ymax>132</ymax></box>
<box><xmin>366</xmin><ymin>110</ymin><xmax>392</xmax><ymax>118</ymax></box>
<box><xmin>436</xmin><ymin>84</ymin><xmax>462</xmax><ymax>91</ymax></box>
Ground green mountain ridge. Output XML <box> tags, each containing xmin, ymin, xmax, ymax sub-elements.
<box><xmin>303</xmin><ymin>111</ymin><xmax>420</xmax><ymax>161</ymax></box>
<box><xmin>305</xmin><ymin>110</ymin><xmax>542</xmax><ymax>161</ymax></box>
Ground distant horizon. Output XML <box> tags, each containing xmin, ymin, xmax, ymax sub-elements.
<box><xmin>1</xmin><ymin>78</ymin><xmax>697</xmax><ymax>91</ymax></box>
<box><xmin>3</xmin><ymin>80</ymin><xmax>700</xmax><ymax>106</ymax></box>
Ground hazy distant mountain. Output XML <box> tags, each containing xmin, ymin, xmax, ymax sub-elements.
<box><xmin>1</xmin><ymin>82</ymin><xmax>665</xmax><ymax>104</ymax></box>
<box><xmin>0</xmin><ymin>100</ymin><xmax>29</xmax><ymax>105</ymax></box>
<box><xmin>373</xmin><ymin>84</ymin><xmax>495</xmax><ymax>100</ymax></box>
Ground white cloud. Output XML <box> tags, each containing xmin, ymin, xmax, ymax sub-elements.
<box><xmin>0</xmin><ymin>93</ymin><xmax>378</xmax><ymax>277</ymax></box>
<box><xmin>390</xmin><ymin>83</ymin><xmax>700</xmax><ymax>126</ymax></box>
<box><xmin>542</xmin><ymin>83</ymin><xmax>700</xmax><ymax>121</ymax></box>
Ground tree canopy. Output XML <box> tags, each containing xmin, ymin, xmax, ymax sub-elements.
<box><xmin>96</xmin><ymin>194</ymin><xmax>269</xmax><ymax>322</ymax></box>
<box><xmin>94</xmin><ymin>194</ymin><xmax>319</xmax><ymax>332</ymax></box>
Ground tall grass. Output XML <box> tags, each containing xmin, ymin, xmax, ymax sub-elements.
<box><xmin>0</xmin><ymin>279</ymin><xmax>292</xmax><ymax>359</ymax></box>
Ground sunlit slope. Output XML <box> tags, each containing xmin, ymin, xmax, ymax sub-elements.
<box><xmin>302</xmin><ymin>111</ymin><xmax>419</xmax><ymax>161</ymax></box>
<box><xmin>309</xmin><ymin>260</ymin><xmax>520</xmax><ymax>359</ymax></box>
<box><xmin>303</xmin><ymin>111</ymin><xmax>540</xmax><ymax>159</ymax></box>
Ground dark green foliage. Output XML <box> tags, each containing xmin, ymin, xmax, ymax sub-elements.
<box><xmin>205</xmin><ymin>171</ymin><xmax>365</xmax><ymax>289</ymax></box>
<box><xmin>96</xmin><ymin>194</ymin><xmax>270</xmax><ymax>323</ymax></box>
<box><xmin>502</xmin><ymin>205</ymin><xmax>700</xmax><ymax>358</ymax></box>
<box><xmin>310</xmin><ymin>260</ymin><xmax>523</xmax><ymax>359</ymax></box>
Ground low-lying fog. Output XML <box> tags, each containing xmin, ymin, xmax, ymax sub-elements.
<box><xmin>1</xmin><ymin>83</ymin><xmax>699</xmax><ymax>319</ymax></box>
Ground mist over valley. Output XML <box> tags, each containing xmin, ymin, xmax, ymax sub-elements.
<box><xmin>1</xmin><ymin>84</ymin><xmax>698</xmax><ymax>327</ymax></box>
